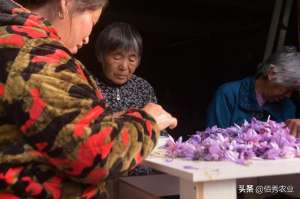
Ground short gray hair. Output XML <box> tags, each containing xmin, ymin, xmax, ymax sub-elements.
<box><xmin>95</xmin><ymin>22</ymin><xmax>143</xmax><ymax>63</ymax></box>
<box><xmin>258</xmin><ymin>46</ymin><xmax>300</xmax><ymax>88</ymax></box>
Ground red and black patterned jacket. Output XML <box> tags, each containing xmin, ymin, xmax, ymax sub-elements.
<box><xmin>0</xmin><ymin>0</ymin><xmax>159</xmax><ymax>187</ymax></box>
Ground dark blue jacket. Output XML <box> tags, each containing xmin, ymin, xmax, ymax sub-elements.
<box><xmin>206</xmin><ymin>77</ymin><xmax>296</xmax><ymax>128</ymax></box>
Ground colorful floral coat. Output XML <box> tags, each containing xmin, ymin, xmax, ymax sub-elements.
<box><xmin>0</xmin><ymin>0</ymin><xmax>159</xmax><ymax>198</ymax></box>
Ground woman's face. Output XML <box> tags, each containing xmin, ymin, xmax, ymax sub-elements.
<box><xmin>263</xmin><ymin>82</ymin><xmax>293</xmax><ymax>102</ymax></box>
<box><xmin>102</xmin><ymin>50</ymin><xmax>140</xmax><ymax>85</ymax></box>
<box><xmin>60</xmin><ymin>8</ymin><xmax>102</xmax><ymax>54</ymax></box>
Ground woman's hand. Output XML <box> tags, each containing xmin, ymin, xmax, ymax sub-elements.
<box><xmin>143</xmin><ymin>103</ymin><xmax>177</xmax><ymax>131</ymax></box>
<box><xmin>285</xmin><ymin>119</ymin><xmax>300</xmax><ymax>137</ymax></box>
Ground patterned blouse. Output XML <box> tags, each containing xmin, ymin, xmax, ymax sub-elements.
<box><xmin>0</xmin><ymin>0</ymin><xmax>159</xmax><ymax>198</ymax></box>
<box><xmin>96</xmin><ymin>75</ymin><xmax>157</xmax><ymax>112</ymax></box>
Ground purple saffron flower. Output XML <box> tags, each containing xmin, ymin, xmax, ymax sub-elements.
<box><xmin>163</xmin><ymin>117</ymin><xmax>300</xmax><ymax>165</ymax></box>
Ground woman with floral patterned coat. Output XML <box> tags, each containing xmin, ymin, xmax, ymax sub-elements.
<box><xmin>0</xmin><ymin>0</ymin><xmax>177</xmax><ymax>198</ymax></box>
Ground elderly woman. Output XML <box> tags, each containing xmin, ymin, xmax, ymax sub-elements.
<box><xmin>94</xmin><ymin>22</ymin><xmax>157</xmax><ymax>112</ymax></box>
<box><xmin>94</xmin><ymin>22</ymin><xmax>162</xmax><ymax>176</ymax></box>
<box><xmin>206</xmin><ymin>47</ymin><xmax>300</xmax><ymax>199</ymax></box>
<box><xmin>0</xmin><ymin>0</ymin><xmax>177</xmax><ymax>198</ymax></box>
<box><xmin>206</xmin><ymin>46</ymin><xmax>300</xmax><ymax>129</ymax></box>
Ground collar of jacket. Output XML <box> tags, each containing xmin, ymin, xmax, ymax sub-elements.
<box><xmin>238</xmin><ymin>76</ymin><xmax>291</xmax><ymax>119</ymax></box>
<box><xmin>97</xmin><ymin>74</ymin><xmax>137</xmax><ymax>89</ymax></box>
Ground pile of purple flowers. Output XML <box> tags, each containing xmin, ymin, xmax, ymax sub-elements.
<box><xmin>164</xmin><ymin>118</ymin><xmax>300</xmax><ymax>164</ymax></box>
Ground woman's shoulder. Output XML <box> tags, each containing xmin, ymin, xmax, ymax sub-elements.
<box><xmin>0</xmin><ymin>1</ymin><xmax>61</xmax><ymax>41</ymax></box>
<box><xmin>130</xmin><ymin>75</ymin><xmax>154</xmax><ymax>89</ymax></box>
<box><xmin>216</xmin><ymin>77</ymin><xmax>251</xmax><ymax>96</ymax></box>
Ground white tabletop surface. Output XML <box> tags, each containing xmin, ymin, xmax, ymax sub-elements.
<box><xmin>144</xmin><ymin>137</ymin><xmax>300</xmax><ymax>182</ymax></box>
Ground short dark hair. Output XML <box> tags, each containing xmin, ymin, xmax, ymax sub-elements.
<box><xmin>14</xmin><ymin>0</ymin><xmax>107</xmax><ymax>11</ymax></box>
<box><xmin>95</xmin><ymin>22</ymin><xmax>143</xmax><ymax>62</ymax></box>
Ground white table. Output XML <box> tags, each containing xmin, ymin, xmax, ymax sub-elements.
<box><xmin>144</xmin><ymin>146</ymin><xmax>300</xmax><ymax>199</ymax></box>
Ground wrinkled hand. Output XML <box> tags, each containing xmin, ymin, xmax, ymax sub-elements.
<box><xmin>143</xmin><ymin>103</ymin><xmax>177</xmax><ymax>131</ymax></box>
<box><xmin>285</xmin><ymin>119</ymin><xmax>300</xmax><ymax>137</ymax></box>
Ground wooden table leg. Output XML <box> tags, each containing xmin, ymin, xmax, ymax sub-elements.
<box><xmin>180</xmin><ymin>179</ymin><xmax>236</xmax><ymax>199</ymax></box>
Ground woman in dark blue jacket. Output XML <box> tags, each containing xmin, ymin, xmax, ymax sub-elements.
<box><xmin>207</xmin><ymin>47</ymin><xmax>300</xmax><ymax>129</ymax></box>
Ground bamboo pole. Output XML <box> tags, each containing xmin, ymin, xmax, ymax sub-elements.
<box><xmin>264</xmin><ymin>0</ymin><xmax>283</xmax><ymax>61</ymax></box>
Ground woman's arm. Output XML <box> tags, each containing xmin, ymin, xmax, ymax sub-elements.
<box><xmin>3</xmin><ymin>38</ymin><xmax>160</xmax><ymax>184</ymax></box>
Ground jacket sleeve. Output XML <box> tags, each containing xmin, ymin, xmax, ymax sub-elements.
<box><xmin>3</xmin><ymin>37</ymin><xmax>160</xmax><ymax>184</ymax></box>
<box><xmin>206</xmin><ymin>85</ymin><xmax>234</xmax><ymax>128</ymax></box>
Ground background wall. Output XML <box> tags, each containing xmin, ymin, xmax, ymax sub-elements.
<box><xmin>76</xmin><ymin>0</ymin><xmax>299</xmax><ymax>138</ymax></box>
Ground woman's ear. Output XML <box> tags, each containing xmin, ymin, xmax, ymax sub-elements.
<box><xmin>266</xmin><ymin>64</ymin><xmax>276</xmax><ymax>81</ymax></box>
<box><xmin>97</xmin><ymin>54</ymin><xmax>104</xmax><ymax>64</ymax></box>
<box><xmin>58</xmin><ymin>0</ymin><xmax>72</xmax><ymax>19</ymax></box>
<box><xmin>136</xmin><ymin>57</ymin><xmax>141</xmax><ymax>66</ymax></box>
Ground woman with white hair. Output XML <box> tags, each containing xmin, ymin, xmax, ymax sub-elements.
<box><xmin>207</xmin><ymin>46</ymin><xmax>300</xmax><ymax>132</ymax></box>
